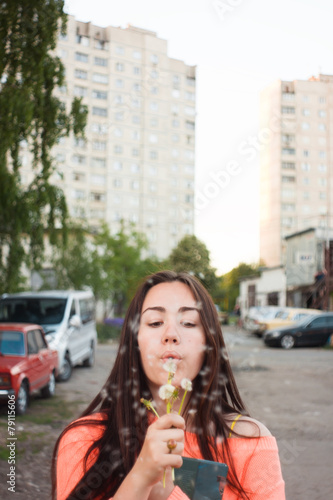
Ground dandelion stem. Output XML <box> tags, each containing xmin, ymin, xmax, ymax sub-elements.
<box><xmin>178</xmin><ymin>390</ymin><xmax>187</xmax><ymax>415</ymax></box>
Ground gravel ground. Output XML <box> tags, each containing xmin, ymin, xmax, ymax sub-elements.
<box><xmin>0</xmin><ymin>326</ymin><xmax>332</xmax><ymax>499</ymax></box>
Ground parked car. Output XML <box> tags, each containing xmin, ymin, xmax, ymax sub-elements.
<box><xmin>0</xmin><ymin>323</ymin><xmax>58</xmax><ymax>414</ymax></box>
<box><xmin>258</xmin><ymin>307</ymin><xmax>322</xmax><ymax>333</ymax></box>
<box><xmin>263</xmin><ymin>313</ymin><xmax>333</xmax><ymax>349</ymax></box>
<box><xmin>244</xmin><ymin>306</ymin><xmax>285</xmax><ymax>336</ymax></box>
<box><xmin>0</xmin><ymin>290</ymin><xmax>97</xmax><ymax>381</ymax></box>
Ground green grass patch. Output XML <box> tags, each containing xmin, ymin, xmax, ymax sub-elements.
<box><xmin>97</xmin><ymin>322</ymin><xmax>121</xmax><ymax>343</ymax></box>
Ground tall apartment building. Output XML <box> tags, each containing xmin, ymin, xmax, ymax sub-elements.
<box><xmin>259</xmin><ymin>74</ymin><xmax>333</xmax><ymax>267</ymax></box>
<box><xmin>21</xmin><ymin>15</ymin><xmax>196</xmax><ymax>259</ymax></box>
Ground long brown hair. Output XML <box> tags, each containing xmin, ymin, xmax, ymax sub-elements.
<box><xmin>52</xmin><ymin>270</ymin><xmax>251</xmax><ymax>499</ymax></box>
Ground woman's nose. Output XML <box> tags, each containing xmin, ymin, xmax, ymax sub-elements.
<box><xmin>161</xmin><ymin>324</ymin><xmax>180</xmax><ymax>344</ymax></box>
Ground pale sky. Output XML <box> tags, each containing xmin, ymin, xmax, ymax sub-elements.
<box><xmin>64</xmin><ymin>0</ymin><xmax>333</xmax><ymax>274</ymax></box>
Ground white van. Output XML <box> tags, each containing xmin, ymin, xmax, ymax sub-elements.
<box><xmin>0</xmin><ymin>290</ymin><xmax>97</xmax><ymax>381</ymax></box>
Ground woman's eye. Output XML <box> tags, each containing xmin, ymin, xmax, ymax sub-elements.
<box><xmin>148</xmin><ymin>321</ymin><xmax>163</xmax><ymax>327</ymax></box>
<box><xmin>181</xmin><ymin>321</ymin><xmax>196</xmax><ymax>328</ymax></box>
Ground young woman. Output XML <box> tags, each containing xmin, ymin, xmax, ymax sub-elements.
<box><xmin>52</xmin><ymin>271</ymin><xmax>285</xmax><ymax>500</ymax></box>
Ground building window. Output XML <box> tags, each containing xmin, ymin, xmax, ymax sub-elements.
<box><xmin>151</xmin><ymin>70</ymin><xmax>158</xmax><ymax>79</ymax></box>
<box><xmin>133</xmin><ymin>50</ymin><xmax>141</xmax><ymax>59</ymax></box>
<box><xmin>131</xmin><ymin>180</ymin><xmax>139</xmax><ymax>190</ymax></box>
<box><xmin>150</xmin><ymin>151</ymin><xmax>158</xmax><ymax>160</ymax></box>
<box><xmin>151</xmin><ymin>86</ymin><xmax>158</xmax><ymax>94</ymax></box>
<box><xmin>76</xmin><ymin>35</ymin><xmax>89</xmax><ymax>46</ymax></box>
<box><xmin>150</xmin><ymin>101</ymin><xmax>158</xmax><ymax>111</ymax></box>
<box><xmin>116</xmin><ymin>46</ymin><xmax>124</xmax><ymax>55</ymax></box>
<box><xmin>303</xmin><ymin>192</ymin><xmax>310</xmax><ymax>200</ymax></box>
<box><xmin>186</xmin><ymin>121</ymin><xmax>195</xmax><ymax>130</ymax></box>
<box><xmin>114</xmin><ymin>95</ymin><xmax>123</xmax><ymax>104</ymax></box>
<box><xmin>94</xmin><ymin>56</ymin><xmax>107</xmax><ymax>66</ymax></box>
<box><xmin>185</xmin><ymin>91</ymin><xmax>195</xmax><ymax>101</ymax></box>
<box><xmin>133</xmin><ymin>83</ymin><xmax>141</xmax><ymax>92</ymax></box>
<box><xmin>282</xmin><ymin>203</ymin><xmax>295</xmax><ymax>212</ymax></box>
<box><xmin>319</xmin><ymin>192</ymin><xmax>326</xmax><ymax>200</ymax></box>
<box><xmin>172</xmin><ymin>119</ymin><xmax>180</xmax><ymax>128</ymax></box>
<box><xmin>149</xmin><ymin>165</ymin><xmax>157</xmax><ymax>175</ymax></box>
<box><xmin>72</xmin><ymin>189</ymin><xmax>85</xmax><ymax>200</ymax></box>
<box><xmin>132</xmin><ymin>130</ymin><xmax>140</xmax><ymax>140</ymax></box>
<box><xmin>303</xmin><ymin>150</ymin><xmax>309</xmax><ymax>157</ymax></box>
<box><xmin>173</xmin><ymin>75</ymin><xmax>180</xmax><ymax>85</ymax></box>
<box><xmin>116</xmin><ymin>62</ymin><xmax>124</xmax><ymax>71</ymax></box>
<box><xmin>74</xmin><ymin>138</ymin><xmax>86</xmax><ymax>148</ymax></box>
<box><xmin>282</xmin><ymin>176</ymin><xmax>296</xmax><ymax>183</ymax></box>
<box><xmin>132</xmin><ymin>148</ymin><xmax>139</xmax><ymax>157</ymax></box>
<box><xmin>172</xmin><ymin>134</ymin><xmax>179</xmax><ymax>142</ymax></box>
<box><xmin>130</xmin><ymin>163</ymin><xmax>140</xmax><ymax>173</ymax></box>
<box><xmin>114</xmin><ymin>128</ymin><xmax>122</xmax><ymax>137</ymax></box>
<box><xmin>113</xmin><ymin>161</ymin><xmax>122</xmax><ymax>170</ymax></box>
<box><xmin>150</xmin><ymin>118</ymin><xmax>158</xmax><ymax>127</ymax></box>
<box><xmin>90</xmin><ymin>193</ymin><xmax>105</xmax><ymax>202</ymax></box>
<box><xmin>172</xmin><ymin>89</ymin><xmax>180</xmax><ymax>98</ymax></box>
<box><xmin>282</xmin><ymin>92</ymin><xmax>295</xmax><ymax>100</ymax></box>
<box><xmin>133</xmin><ymin>67</ymin><xmax>140</xmax><ymax>75</ymax></box>
<box><xmin>115</xmin><ymin>79</ymin><xmax>124</xmax><ymax>88</ymax></box>
<box><xmin>75</xmin><ymin>52</ymin><xmax>88</xmax><ymax>63</ymax></box>
<box><xmin>281</xmin><ymin>106</ymin><xmax>295</xmax><ymax>114</ymax></box>
<box><xmin>95</xmin><ymin>40</ymin><xmax>108</xmax><ymax>50</ymax></box>
<box><xmin>301</xmin><ymin>122</ymin><xmax>310</xmax><ymax>130</ymax></box>
<box><xmin>115</xmin><ymin>112</ymin><xmax>124</xmax><ymax>121</ymax></box>
<box><xmin>302</xmin><ymin>108</ymin><xmax>310</xmax><ymax>116</ymax></box>
<box><xmin>282</xmin><ymin>162</ymin><xmax>295</xmax><ymax>170</ymax></box>
<box><xmin>72</xmin><ymin>172</ymin><xmax>85</xmax><ymax>182</ymax></box>
<box><xmin>92</xmin><ymin>141</ymin><xmax>106</xmax><ymax>151</ymax></box>
<box><xmin>186</xmin><ymin>76</ymin><xmax>195</xmax><ymax>87</ymax></box>
<box><xmin>151</xmin><ymin>54</ymin><xmax>159</xmax><ymax>64</ymax></box>
<box><xmin>92</xmin><ymin>90</ymin><xmax>107</xmax><ymax>100</ymax></box>
<box><xmin>114</xmin><ymin>145</ymin><xmax>123</xmax><ymax>154</ymax></box>
<box><xmin>301</xmin><ymin>163</ymin><xmax>310</xmax><ymax>171</ymax></box>
<box><xmin>149</xmin><ymin>134</ymin><xmax>158</xmax><ymax>143</ymax></box>
<box><xmin>74</xmin><ymin>86</ymin><xmax>88</xmax><ymax>97</ymax></box>
<box><xmin>75</xmin><ymin>69</ymin><xmax>88</xmax><ymax>80</ymax></box>
<box><xmin>92</xmin><ymin>107</ymin><xmax>107</xmax><ymax>117</ymax></box>
<box><xmin>92</xmin><ymin>73</ymin><xmax>108</xmax><ymax>84</ymax></box>
<box><xmin>132</xmin><ymin>98</ymin><xmax>141</xmax><ymax>108</ymax></box>
<box><xmin>318</xmin><ymin>164</ymin><xmax>327</xmax><ymax>172</ymax></box>
<box><xmin>319</xmin><ymin>151</ymin><xmax>326</xmax><ymax>159</ymax></box>
<box><xmin>132</xmin><ymin>115</ymin><xmax>140</xmax><ymax>124</ymax></box>
<box><xmin>318</xmin><ymin>110</ymin><xmax>326</xmax><ymax>118</ymax></box>
<box><xmin>91</xmin><ymin>174</ymin><xmax>105</xmax><ymax>185</ymax></box>
<box><xmin>318</xmin><ymin>123</ymin><xmax>326</xmax><ymax>131</ymax></box>
<box><xmin>318</xmin><ymin>178</ymin><xmax>327</xmax><ymax>187</ymax></box>
<box><xmin>185</xmin><ymin>106</ymin><xmax>195</xmax><ymax>116</ymax></box>
<box><xmin>302</xmin><ymin>177</ymin><xmax>309</xmax><ymax>185</ymax></box>
<box><xmin>114</xmin><ymin>179</ymin><xmax>122</xmax><ymax>188</ymax></box>
<box><xmin>91</xmin><ymin>158</ymin><xmax>106</xmax><ymax>168</ymax></box>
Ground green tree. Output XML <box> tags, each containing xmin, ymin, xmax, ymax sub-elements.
<box><xmin>166</xmin><ymin>235</ymin><xmax>218</xmax><ymax>294</ymax></box>
<box><xmin>219</xmin><ymin>262</ymin><xmax>260</xmax><ymax>312</ymax></box>
<box><xmin>0</xmin><ymin>1</ymin><xmax>87</xmax><ymax>293</ymax></box>
<box><xmin>92</xmin><ymin>222</ymin><xmax>159</xmax><ymax>316</ymax></box>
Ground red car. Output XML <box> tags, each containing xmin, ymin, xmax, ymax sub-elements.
<box><xmin>0</xmin><ymin>323</ymin><xmax>58</xmax><ymax>414</ymax></box>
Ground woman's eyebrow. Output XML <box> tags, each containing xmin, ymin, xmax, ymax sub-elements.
<box><xmin>141</xmin><ymin>306</ymin><xmax>166</xmax><ymax>315</ymax></box>
<box><xmin>178</xmin><ymin>306</ymin><xmax>199</xmax><ymax>313</ymax></box>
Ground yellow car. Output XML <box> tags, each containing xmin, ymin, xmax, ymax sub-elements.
<box><xmin>259</xmin><ymin>307</ymin><xmax>323</xmax><ymax>333</ymax></box>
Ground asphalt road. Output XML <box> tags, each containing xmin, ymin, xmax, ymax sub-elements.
<box><xmin>55</xmin><ymin>325</ymin><xmax>333</xmax><ymax>500</ymax></box>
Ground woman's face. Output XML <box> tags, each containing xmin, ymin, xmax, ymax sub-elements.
<box><xmin>138</xmin><ymin>281</ymin><xmax>206</xmax><ymax>392</ymax></box>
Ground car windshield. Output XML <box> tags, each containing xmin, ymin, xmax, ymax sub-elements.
<box><xmin>0</xmin><ymin>298</ymin><xmax>67</xmax><ymax>325</ymax></box>
<box><xmin>0</xmin><ymin>331</ymin><xmax>25</xmax><ymax>356</ymax></box>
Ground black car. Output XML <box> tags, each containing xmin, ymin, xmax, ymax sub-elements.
<box><xmin>263</xmin><ymin>313</ymin><xmax>333</xmax><ymax>349</ymax></box>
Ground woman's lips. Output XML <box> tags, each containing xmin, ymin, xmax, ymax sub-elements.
<box><xmin>161</xmin><ymin>351</ymin><xmax>182</xmax><ymax>361</ymax></box>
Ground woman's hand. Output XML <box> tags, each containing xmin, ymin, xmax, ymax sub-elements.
<box><xmin>133</xmin><ymin>413</ymin><xmax>185</xmax><ymax>488</ymax></box>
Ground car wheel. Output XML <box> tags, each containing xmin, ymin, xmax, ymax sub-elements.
<box><xmin>16</xmin><ymin>382</ymin><xmax>29</xmax><ymax>415</ymax></box>
<box><xmin>280</xmin><ymin>334</ymin><xmax>295</xmax><ymax>349</ymax></box>
<box><xmin>83</xmin><ymin>342</ymin><xmax>95</xmax><ymax>367</ymax></box>
<box><xmin>57</xmin><ymin>354</ymin><xmax>72</xmax><ymax>382</ymax></box>
<box><xmin>41</xmin><ymin>371</ymin><xmax>56</xmax><ymax>398</ymax></box>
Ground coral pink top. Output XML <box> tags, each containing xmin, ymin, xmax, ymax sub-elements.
<box><xmin>56</xmin><ymin>414</ymin><xmax>285</xmax><ymax>500</ymax></box>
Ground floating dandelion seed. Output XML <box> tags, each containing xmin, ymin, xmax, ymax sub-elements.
<box><xmin>162</xmin><ymin>358</ymin><xmax>177</xmax><ymax>374</ymax></box>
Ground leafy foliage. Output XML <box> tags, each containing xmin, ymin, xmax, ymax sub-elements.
<box><xmin>0</xmin><ymin>1</ymin><xmax>87</xmax><ymax>293</ymax></box>
<box><xmin>165</xmin><ymin>234</ymin><xmax>218</xmax><ymax>294</ymax></box>
<box><xmin>218</xmin><ymin>262</ymin><xmax>260</xmax><ymax>312</ymax></box>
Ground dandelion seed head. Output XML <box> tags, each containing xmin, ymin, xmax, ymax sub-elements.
<box><xmin>180</xmin><ymin>378</ymin><xmax>192</xmax><ymax>391</ymax></box>
<box><xmin>159</xmin><ymin>383</ymin><xmax>176</xmax><ymax>400</ymax></box>
<box><xmin>162</xmin><ymin>358</ymin><xmax>177</xmax><ymax>374</ymax></box>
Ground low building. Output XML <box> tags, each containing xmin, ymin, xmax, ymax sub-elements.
<box><xmin>285</xmin><ymin>227</ymin><xmax>333</xmax><ymax>310</ymax></box>
<box><xmin>239</xmin><ymin>266</ymin><xmax>286</xmax><ymax>318</ymax></box>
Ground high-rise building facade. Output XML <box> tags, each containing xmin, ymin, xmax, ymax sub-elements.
<box><xmin>259</xmin><ymin>74</ymin><xmax>333</xmax><ymax>267</ymax></box>
<box><xmin>21</xmin><ymin>16</ymin><xmax>196</xmax><ymax>259</ymax></box>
